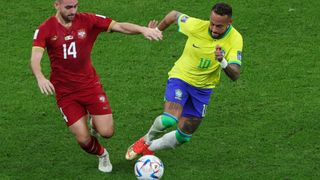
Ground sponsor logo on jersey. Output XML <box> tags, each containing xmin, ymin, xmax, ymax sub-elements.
<box><xmin>77</xmin><ymin>29</ymin><xmax>87</xmax><ymax>39</ymax></box>
<box><xmin>192</xmin><ymin>44</ymin><xmax>200</xmax><ymax>48</ymax></box>
<box><xmin>237</xmin><ymin>51</ymin><xmax>242</xmax><ymax>61</ymax></box>
<box><xmin>181</xmin><ymin>15</ymin><xmax>189</xmax><ymax>23</ymax></box>
<box><xmin>175</xmin><ymin>89</ymin><xmax>183</xmax><ymax>100</ymax></box>
<box><xmin>64</xmin><ymin>35</ymin><xmax>74</xmax><ymax>41</ymax></box>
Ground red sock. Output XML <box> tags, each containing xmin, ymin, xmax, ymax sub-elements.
<box><xmin>79</xmin><ymin>136</ymin><xmax>105</xmax><ymax>156</ymax></box>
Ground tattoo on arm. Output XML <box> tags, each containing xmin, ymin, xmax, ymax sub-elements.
<box><xmin>224</xmin><ymin>64</ymin><xmax>240</xmax><ymax>81</ymax></box>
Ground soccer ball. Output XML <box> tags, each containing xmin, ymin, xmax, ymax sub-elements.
<box><xmin>134</xmin><ymin>155</ymin><xmax>164</xmax><ymax>180</ymax></box>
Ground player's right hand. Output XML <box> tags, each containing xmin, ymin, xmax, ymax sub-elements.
<box><xmin>142</xmin><ymin>26</ymin><xmax>163</xmax><ymax>41</ymax></box>
<box><xmin>37</xmin><ymin>77</ymin><xmax>55</xmax><ymax>95</ymax></box>
<box><xmin>215</xmin><ymin>45</ymin><xmax>224</xmax><ymax>62</ymax></box>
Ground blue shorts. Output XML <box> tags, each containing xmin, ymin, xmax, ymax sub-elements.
<box><xmin>164</xmin><ymin>78</ymin><xmax>213</xmax><ymax>118</ymax></box>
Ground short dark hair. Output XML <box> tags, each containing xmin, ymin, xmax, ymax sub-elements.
<box><xmin>211</xmin><ymin>3</ymin><xmax>232</xmax><ymax>17</ymax></box>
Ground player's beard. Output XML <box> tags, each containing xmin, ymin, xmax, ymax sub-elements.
<box><xmin>210</xmin><ymin>31</ymin><xmax>221</xmax><ymax>39</ymax></box>
<box><xmin>210</xmin><ymin>25</ymin><xmax>230</xmax><ymax>39</ymax></box>
<box><xmin>61</xmin><ymin>12</ymin><xmax>76</xmax><ymax>23</ymax></box>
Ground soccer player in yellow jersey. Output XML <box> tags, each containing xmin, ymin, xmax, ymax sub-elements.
<box><xmin>126</xmin><ymin>2</ymin><xmax>243</xmax><ymax>160</ymax></box>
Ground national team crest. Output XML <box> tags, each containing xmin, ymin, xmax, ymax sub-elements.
<box><xmin>77</xmin><ymin>29</ymin><xmax>87</xmax><ymax>39</ymax></box>
<box><xmin>181</xmin><ymin>15</ymin><xmax>189</xmax><ymax>23</ymax></box>
<box><xmin>99</xmin><ymin>95</ymin><xmax>106</xmax><ymax>103</ymax></box>
<box><xmin>222</xmin><ymin>49</ymin><xmax>225</xmax><ymax>56</ymax></box>
<box><xmin>175</xmin><ymin>89</ymin><xmax>183</xmax><ymax>100</ymax></box>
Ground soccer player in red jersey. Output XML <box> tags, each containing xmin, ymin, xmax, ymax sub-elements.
<box><xmin>30</xmin><ymin>0</ymin><xmax>162</xmax><ymax>173</ymax></box>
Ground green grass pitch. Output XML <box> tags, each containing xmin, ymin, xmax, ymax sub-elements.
<box><xmin>0</xmin><ymin>0</ymin><xmax>319</xmax><ymax>179</ymax></box>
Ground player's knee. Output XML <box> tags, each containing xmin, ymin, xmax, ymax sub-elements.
<box><xmin>99</xmin><ymin>126</ymin><xmax>114</xmax><ymax>138</ymax></box>
<box><xmin>161</xmin><ymin>112</ymin><xmax>178</xmax><ymax>128</ymax></box>
<box><xmin>76</xmin><ymin>134</ymin><xmax>91</xmax><ymax>145</ymax></box>
<box><xmin>175</xmin><ymin>128</ymin><xmax>192</xmax><ymax>144</ymax></box>
<box><xmin>100</xmin><ymin>132</ymin><xmax>114</xmax><ymax>139</ymax></box>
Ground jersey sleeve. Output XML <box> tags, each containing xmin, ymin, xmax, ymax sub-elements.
<box><xmin>32</xmin><ymin>24</ymin><xmax>48</xmax><ymax>49</ymax></box>
<box><xmin>87</xmin><ymin>13</ymin><xmax>114</xmax><ymax>32</ymax></box>
<box><xmin>177</xmin><ymin>14</ymin><xmax>203</xmax><ymax>36</ymax></box>
<box><xmin>226</xmin><ymin>35</ymin><xmax>243</xmax><ymax>66</ymax></box>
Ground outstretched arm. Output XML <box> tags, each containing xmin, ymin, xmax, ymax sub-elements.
<box><xmin>110</xmin><ymin>22</ymin><xmax>162</xmax><ymax>41</ymax></box>
<box><xmin>30</xmin><ymin>47</ymin><xmax>55</xmax><ymax>95</ymax></box>
<box><xmin>149</xmin><ymin>10</ymin><xmax>182</xmax><ymax>31</ymax></box>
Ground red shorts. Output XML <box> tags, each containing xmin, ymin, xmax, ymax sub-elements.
<box><xmin>57</xmin><ymin>85</ymin><xmax>112</xmax><ymax>126</ymax></box>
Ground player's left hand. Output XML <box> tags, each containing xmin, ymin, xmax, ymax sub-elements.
<box><xmin>142</xmin><ymin>27</ymin><xmax>163</xmax><ymax>41</ymax></box>
<box><xmin>215</xmin><ymin>45</ymin><xmax>224</xmax><ymax>62</ymax></box>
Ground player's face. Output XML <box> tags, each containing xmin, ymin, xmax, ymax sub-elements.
<box><xmin>55</xmin><ymin>0</ymin><xmax>78</xmax><ymax>23</ymax></box>
<box><xmin>209</xmin><ymin>12</ymin><xmax>232</xmax><ymax>39</ymax></box>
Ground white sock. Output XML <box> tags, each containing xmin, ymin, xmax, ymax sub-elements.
<box><xmin>144</xmin><ymin>116</ymin><xmax>165</xmax><ymax>145</ymax></box>
<box><xmin>148</xmin><ymin>131</ymin><xmax>179</xmax><ymax>151</ymax></box>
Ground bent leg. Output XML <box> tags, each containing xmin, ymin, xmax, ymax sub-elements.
<box><xmin>144</xmin><ymin>101</ymin><xmax>182</xmax><ymax>144</ymax></box>
<box><xmin>69</xmin><ymin>115</ymin><xmax>105</xmax><ymax>156</ymax></box>
<box><xmin>69</xmin><ymin>115</ymin><xmax>90</xmax><ymax>144</ymax></box>
<box><xmin>175</xmin><ymin>116</ymin><xmax>202</xmax><ymax>144</ymax></box>
<box><xmin>91</xmin><ymin>114</ymin><xmax>114</xmax><ymax>138</ymax></box>
<box><xmin>148</xmin><ymin>116</ymin><xmax>202</xmax><ymax>151</ymax></box>
<box><xmin>178</xmin><ymin>117</ymin><xmax>202</xmax><ymax>135</ymax></box>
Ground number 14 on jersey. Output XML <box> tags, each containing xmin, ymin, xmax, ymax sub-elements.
<box><xmin>63</xmin><ymin>42</ymin><xmax>77</xmax><ymax>59</ymax></box>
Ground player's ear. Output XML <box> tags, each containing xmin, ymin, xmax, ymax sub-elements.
<box><xmin>54</xmin><ymin>1</ymin><xmax>59</xmax><ymax>10</ymax></box>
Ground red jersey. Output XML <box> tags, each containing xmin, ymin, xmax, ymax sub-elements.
<box><xmin>33</xmin><ymin>13</ymin><xmax>113</xmax><ymax>99</ymax></box>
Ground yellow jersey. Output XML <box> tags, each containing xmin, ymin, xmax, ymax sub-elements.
<box><xmin>168</xmin><ymin>14</ymin><xmax>243</xmax><ymax>88</ymax></box>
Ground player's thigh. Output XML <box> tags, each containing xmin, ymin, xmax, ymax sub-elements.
<box><xmin>164</xmin><ymin>78</ymin><xmax>189</xmax><ymax>118</ymax></box>
<box><xmin>86</xmin><ymin>89</ymin><xmax>112</xmax><ymax>116</ymax></box>
<box><xmin>178</xmin><ymin>116</ymin><xmax>202</xmax><ymax>134</ymax></box>
<box><xmin>164</xmin><ymin>101</ymin><xmax>183</xmax><ymax>118</ymax></box>
<box><xmin>58</xmin><ymin>93</ymin><xmax>90</xmax><ymax>143</ymax></box>
<box><xmin>92</xmin><ymin>114</ymin><xmax>114</xmax><ymax>137</ymax></box>
<box><xmin>68</xmin><ymin>115</ymin><xmax>91</xmax><ymax>143</ymax></box>
<box><xmin>58</xmin><ymin>98</ymin><xmax>88</xmax><ymax>126</ymax></box>
<box><xmin>182</xmin><ymin>86</ymin><xmax>212</xmax><ymax>118</ymax></box>
<box><xmin>85</xmin><ymin>89</ymin><xmax>113</xmax><ymax>136</ymax></box>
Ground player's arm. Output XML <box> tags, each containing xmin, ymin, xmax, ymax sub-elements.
<box><xmin>222</xmin><ymin>64</ymin><xmax>240</xmax><ymax>81</ymax></box>
<box><xmin>148</xmin><ymin>10</ymin><xmax>182</xmax><ymax>31</ymax></box>
<box><xmin>215</xmin><ymin>45</ymin><xmax>240</xmax><ymax>81</ymax></box>
<box><xmin>30</xmin><ymin>47</ymin><xmax>55</xmax><ymax>95</ymax></box>
<box><xmin>110</xmin><ymin>22</ymin><xmax>162</xmax><ymax>41</ymax></box>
